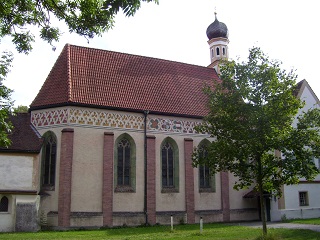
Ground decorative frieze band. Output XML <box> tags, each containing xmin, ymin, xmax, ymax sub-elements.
<box><xmin>31</xmin><ymin>108</ymin><xmax>201</xmax><ymax>134</ymax></box>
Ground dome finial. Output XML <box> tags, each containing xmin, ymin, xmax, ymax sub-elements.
<box><xmin>214</xmin><ymin>7</ymin><xmax>217</xmax><ymax>20</ymax></box>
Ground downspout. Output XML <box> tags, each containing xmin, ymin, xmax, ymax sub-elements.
<box><xmin>143</xmin><ymin>110</ymin><xmax>149</xmax><ymax>225</ymax></box>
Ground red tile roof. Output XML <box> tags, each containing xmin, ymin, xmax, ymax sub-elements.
<box><xmin>0</xmin><ymin>113</ymin><xmax>43</xmax><ymax>153</ymax></box>
<box><xmin>30</xmin><ymin>44</ymin><xmax>219</xmax><ymax>117</ymax></box>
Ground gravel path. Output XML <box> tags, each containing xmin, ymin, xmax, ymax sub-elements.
<box><xmin>232</xmin><ymin>221</ymin><xmax>320</xmax><ymax>232</ymax></box>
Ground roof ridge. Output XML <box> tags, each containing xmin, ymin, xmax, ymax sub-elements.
<box><xmin>66</xmin><ymin>44</ymin><xmax>72</xmax><ymax>102</ymax></box>
<box><xmin>67</xmin><ymin>44</ymin><xmax>211</xmax><ymax>70</ymax></box>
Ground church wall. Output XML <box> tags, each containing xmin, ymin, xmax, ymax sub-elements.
<box><xmin>32</xmin><ymin>106</ymin><xmax>258</xmax><ymax>227</ymax></box>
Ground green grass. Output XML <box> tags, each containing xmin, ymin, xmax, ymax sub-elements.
<box><xmin>0</xmin><ymin>223</ymin><xmax>319</xmax><ymax>240</ymax></box>
<box><xmin>286</xmin><ymin>218</ymin><xmax>320</xmax><ymax>225</ymax></box>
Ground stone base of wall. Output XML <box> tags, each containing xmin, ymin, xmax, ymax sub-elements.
<box><xmin>280</xmin><ymin>208</ymin><xmax>320</xmax><ymax>220</ymax></box>
<box><xmin>156</xmin><ymin>211</ymin><xmax>186</xmax><ymax>225</ymax></box>
<box><xmin>195</xmin><ymin>210</ymin><xmax>223</xmax><ymax>223</ymax></box>
<box><xmin>44</xmin><ymin>208</ymin><xmax>259</xmax><ymax>229</ymax></box>
<box><xmin>113</xmin><ymin>212</ymin><xmax>145</xmax><ymax>226</ymax></box>
<box><xmin>15</xmin><ymin>203</ymin><xmax>40</xmax><ymax>232</ymax></box>
<box><xmin>230</xmin><ymin>208</ymin><xmax>259</xmax><ymax>222</ymax></box>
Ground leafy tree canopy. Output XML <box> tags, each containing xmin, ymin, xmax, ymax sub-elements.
<box><xmin>1</xmin><ymin>0</ymin><xmax>158</xmax><ymax>54</ymax></box>
<box><xmin>0</xmin><ymin>51</ymin><xmax>13</xmax><ymax>147</ymax></box>
<box><xmin>193</xmin><ymin>47</ymin><xmax>320</xmax><ymax>235</ymax></box>
<box><xmin>13</xmin><ymin>105</ymin><xmax>29</xmax><ymax>113</ymax></box>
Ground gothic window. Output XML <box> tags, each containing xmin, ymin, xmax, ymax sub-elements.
<box><xmin>0</xmin><ymin>196</ymin><xmax>9</xmax><ymax>212</ymax></box>
<box><xmin>114</xmin><ymin>134</ymin><xmax>136</xmax><ymax>192</ymax></box>
<box><xmin>41</xmin><ymin>131</ymin><xmax>57</xmax><ymax>190</ymax></box>
<box><xmin>161</xmin><ymin>138</ymin><xmax>179</xmax><ymax>192</ymax></box>
<box><xmin>223</xmin><ymin>47</ymin><xmax>226</xmax><ymax>55</ymax></box>
<box><xmin>198</xmin><ymin>140</ymin><xmax>215</xmax><ymax>192</ymax></box>
<box><xmin>211</xmin><ymin>48</ymin><xmax>214</xmax><ymax>58</ymax></box>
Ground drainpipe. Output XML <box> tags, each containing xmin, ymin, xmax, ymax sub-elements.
<box><xmin>143</xmin><ymin>110</ymin><xmax>149</xmax><ymax>225</ymax></box>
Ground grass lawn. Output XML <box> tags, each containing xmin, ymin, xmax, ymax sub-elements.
<box><xmin>1</xmin><ymin>223</ymin><xmax>320</xmax><ymax>240</ymax></box>
<box><xmin>286</xmin><ymin>218</ymin><xmax>320</xmax><ymax>225</ymax></box>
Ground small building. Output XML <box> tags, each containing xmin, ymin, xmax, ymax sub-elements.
<box><xmin>0</xmin><ymin>113</ymin><xmax>43</xmax><ymax>232</ymax></box>
<box><xmin>270</xmin><ymin>80</ymin><xmax>320</xmax><ymax>221</ymax></box>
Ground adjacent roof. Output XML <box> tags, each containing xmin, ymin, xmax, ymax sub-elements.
<box><xmin>0</xmin><ymin>113</ymin><xmax>43</xmax><ymax>153</ymax></box>
<box><xmin>30</xmin><ymin>44</ymin><xmax>220</xmax><ymax>118</ymax></box>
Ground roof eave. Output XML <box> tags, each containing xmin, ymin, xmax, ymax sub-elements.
<box><xmin>29</xmin><ymin>102</ymin><xmax>205</xmax><ymax>119</ymax></box>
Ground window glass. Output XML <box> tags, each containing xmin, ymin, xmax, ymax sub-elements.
<box><xmin>117</xmin><ymin>138</ymin><xmax>131</xmax><ymax>186</ymax></box>
<box><xmin>0</xmin><ymin>196</ymin><xmax>9</xmax><ymax>212</ymax></box>
<box><xmin>114</xmin><ymin>134</ymin><xmax>136</xmax><ymax>192</ymax></box>
<box><xmin>41</xmin><ymin>131</ymin><xmax>57</xmax><ymax>189</ymax></box>
<box><xmin>161</xmin><ymin>138</ymin><xmax>179</xmax><ymax>192</ymax></box>
<box><xmin>299</xmin><ymin>192</ymin><xmax>308</xmax><ymax>206</ymax></box>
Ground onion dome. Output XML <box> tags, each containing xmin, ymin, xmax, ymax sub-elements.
<box><xmin>206</xmin><ymin>12</ymin><xmax>228</xmax><ymax>40</ymax></box>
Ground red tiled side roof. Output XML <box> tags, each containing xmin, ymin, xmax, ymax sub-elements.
<box><xmin>30</xmin><ymin>44</ymin><xmax>220</xmax><ymax>117</ymax></box>
<box><xmin>0</xmin><ymin>113</ymin><xmax>43</xmax><ymax>153</ymax></box>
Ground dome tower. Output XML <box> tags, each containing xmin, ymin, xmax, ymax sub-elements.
<box><xmin>206</xmin><ymin>12</ymin><xmax>229</xmax><ymax>72</ymax></box>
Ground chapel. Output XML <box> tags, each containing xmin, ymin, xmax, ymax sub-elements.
<box><xmin>0</xmin><ymin>13</ymin><xmax>261</xmax><ymax>231</ymax></box>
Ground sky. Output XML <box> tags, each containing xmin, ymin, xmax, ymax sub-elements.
<box><xmin>3</xmin><ymin>0</ymin><xmax>320</xmax><ymax>107</ymax></box>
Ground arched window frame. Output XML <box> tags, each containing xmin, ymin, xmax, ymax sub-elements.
<box><xmin>0</xmin><ymin>196</ymin><xmax>9</xmax><ymax>212</ymax></box>
<box><xmin>41</xmin><ymin>131</ymin><xmax>57</xmax><ymax>190</ymax></box>
<box><xmin>114</xmin><ymin>134</ymin><xmax>136</xmax><ymax>192</ymax></box>
<box><xmin>161</xmin><ymin>137</ymin><xmax>179</xmax><ymax>193</ymax></box>
<box><xmin>198</xmin><ymin>139</ymin><xmax>215</xmax><ymax>193</ymax></box>
<box><xmin>222</xmin><ymin>47</ymin><xmax>226</xmax><ymax>56</ymax></box>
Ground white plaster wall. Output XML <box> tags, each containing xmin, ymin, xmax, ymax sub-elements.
<box><xmin>0</xmin><ymin>195</ymin><xmax>14</xmax><ymax>232</ymax></box>
<box><xmin>284</xmin><ymin>183</ymin><xmax>320</xmax><ymax>210</ymax></box>
<box><xmin>0</xmin><ymin>155</ymin><xmax>35</xmax><ymax>190</ymax></box>
<box><xmin>229</xmin><ymin>175</ymin><xmax>257</xmax><ymax>210</ymax></box>
<box><xmin>71</xmin><ymin>127</ymin><xmax>104</xmax><ymax>212</ymax></box>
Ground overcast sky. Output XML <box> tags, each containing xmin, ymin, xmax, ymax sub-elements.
<box><xmin>3</xmin><ymin>0</ymin><xmax>320</xmax><ymax>107</ymax></box>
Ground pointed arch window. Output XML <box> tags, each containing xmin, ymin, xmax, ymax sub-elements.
<box><xmin>114</xmin><ymin>134</ymin><xmax>136</xmax><ymax>192</ymax></box>
<box><xmin>0</xmin><ymin>196</ymin><xmax>9</xmax><ymax>212</ymax></box>
<box><xmin>161</xmin><ymin>138</ymin><xmax>179</xmax><ymax>192</ymax></box>
<box><xmin>216</xmin><ymin>47</ymin><xmax>220</xmax><ymax>56</ymax></box>
<box><xmin>41</xmin><ymin>131</ymin><xmax>57</xmax><ymax>190</ymax></box>
<box><xmin>198</xmin><ymin>141</ymin><xmax>215</xmax><ymax>192</ymax></box>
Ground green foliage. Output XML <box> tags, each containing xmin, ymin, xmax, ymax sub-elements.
<box><xmin>193</xmin><ymin>47</ymin><xmax>320</xmax><ymax>235</ymax></box>
<box><xmin>0</xmin><ymin>51</ymin><xmax>13</xmax><ymax>147</ymax></box>
<box><xmin>0</xmin><ymin>0</ymin><xmax>159</xmax><ymax>54</ymax></box>
<box><xmin>13</xmin><ymin>105</ymin><xmax>29</xmax><ymax>113</ymax></box>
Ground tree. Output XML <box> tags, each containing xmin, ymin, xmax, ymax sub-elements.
<box><xmin>1</xmin><ymin>0</ymin><xmax>158</xmax><ymax>54</ymax></box>
<box><xmin>0</xmin><ymin>52</ymin><xmax>13</xmax><ymax>147</ymax></box>
<box><xmin>13</xmin><ymin>105</ymin><xmax>29</xmax><ymax>113</ymax></box>
<box><xmin>0</xmin><ymin>0</ymin><xmax>158</xmax><ymax>147</ymax></box>
<box><xmin>192</xmin><ymin>47</ymin><xmax>320</xmax><ymax>236</ymax></box>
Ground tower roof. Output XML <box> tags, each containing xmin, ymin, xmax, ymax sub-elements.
<box><xmin>206</xmin><ymin>12</ymin><xmax>228</xmax><ymax>40</ymax></box>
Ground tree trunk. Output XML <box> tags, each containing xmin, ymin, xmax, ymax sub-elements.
<box><xmin>258</xmin><ymin>183</ymin><xmax>267</xmax><ymax>236</ymax></box>
<box><xmin>257</xmin><ymin>154</ymin><xmax>267</xmax><ymax>236</ymax></box>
